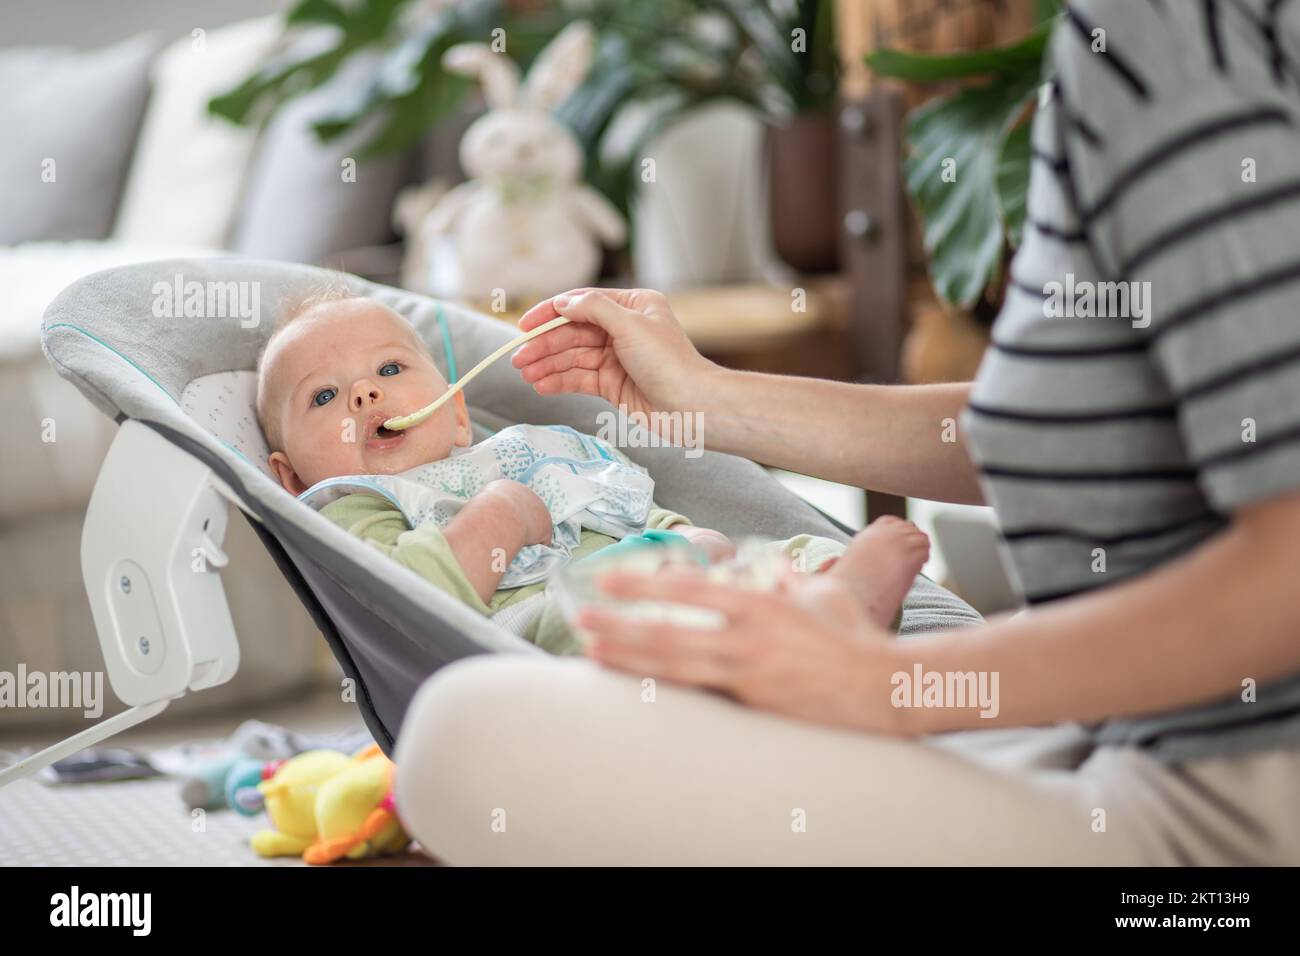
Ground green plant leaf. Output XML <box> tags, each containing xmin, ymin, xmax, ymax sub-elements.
<box><xmin>349</xmin><ymin>73</ymin><xmax>471</xmax><ymax>157</ymax></box>
<box><xmin>868</xmin><ymin>15</ymin><xmax>1055</xmax><ymax>306</ymax></box>
<box><xmin>996</xmin><ymin>119</ymin><xmax>1032</xmax><ymax>248</ymax></box>
<box><xmin>285</xmin><ymin>0</ymin><xmax>352</xmax><ymax>30</ymax></box>
<box><xmin>208</xmin><ymin>47</ymin><xmax>347</xmax><ymax>125</ymax></box>
<box><xmin>307</xmin><ymin>7</ymin><xmax>461</xmax><ymax>145</ymax></box>
<box><xmin>208</xmin><ymin>0</ymin><xmax>410</xmax><ymax>126</ymax></box>
<box><xmin>715</xmin><ymin>0</ymin><xmax>803</xmax><ymax>104</ymax></box>
<box><xmin>555</xmin><ymin>34</ymin><xmax>639</xmax><ymax>144</ymax></box>
<box><xmin>865</xmin><ymin>20</ymin><xmax>1050</xmax><ymax>83</ymax></box>
<box><xmin>902</xmin><ymin>71</ymin><xmax>1040</xmax><ymax>307</ymax></box>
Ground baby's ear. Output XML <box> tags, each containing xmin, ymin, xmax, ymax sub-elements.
<box><xmin>268</xmin><ymin>451</ymin><xmax>307</xmax><ymax>495</ymax></box>
<box><xmin>453</xmin><ymin>391</ymin><xmax>473</xmax><ymax>446</ymax></box>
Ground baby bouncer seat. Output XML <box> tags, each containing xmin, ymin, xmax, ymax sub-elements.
<box><xmin>1</xmin><ymin>258</ymin><xmax>982</xmax><ymax>785</ymax></box>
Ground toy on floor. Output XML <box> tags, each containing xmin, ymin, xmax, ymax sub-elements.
<box><xmin>171</xmin><ymin>718</ymin><xmax>376</xmax><ymax>813</ymax></box>
<box><xmin>250</xmin><ymin>744</ymin><xmax>411</xmax><ymax>865</ymax></box>
<box><xmin>181</xmin><ymin>754</ymin><xmax>269</xmax><ymax>815</ymax></box>
<box><xmin>174</xmin><ymin>719</ymin><xmax>305</xmax><ymax>812</ymax></box>
<box><xmin>39</xmin><ymin>748</ymin><xmax>163</xmax><ymax>784</ymax></box>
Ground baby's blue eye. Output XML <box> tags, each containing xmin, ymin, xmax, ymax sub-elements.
<box><xmin>310</xmin><ymin>363</ymin><xmax>398</xmax><ymax>407</ymax></box>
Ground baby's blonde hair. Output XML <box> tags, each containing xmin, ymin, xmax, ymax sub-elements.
<box><xmin>255</xmin><ymin>276</ymin><xmax>439</xmax><ymax>454</ymax></box>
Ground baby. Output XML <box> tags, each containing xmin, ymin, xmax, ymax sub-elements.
<box><xmin>254</xmin><ymin>288</ymin><xmax>931</xmax><ymax>654</ymax></box>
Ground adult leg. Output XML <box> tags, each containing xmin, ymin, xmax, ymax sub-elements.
<box><xmin>394</xmin><ymin>656</ymin><xmax>1163</xmax><ymax>865</ymax></box>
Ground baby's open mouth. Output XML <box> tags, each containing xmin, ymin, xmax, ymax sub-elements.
<box><xmin>366</xmin><ymin>414</ymin><xmax>406</xmax><ymax>445</ymax></box>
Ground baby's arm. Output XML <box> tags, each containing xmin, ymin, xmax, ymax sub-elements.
<box><xmin>442</xmin><ymin>479</ymin><xmax>552</xmax><ymax>605</ymax></box>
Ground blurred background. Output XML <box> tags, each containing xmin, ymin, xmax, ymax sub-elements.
<box><xmin>1</xmin><ymin>0</ymin><xmax>1057</xmax><ymax>742</ymax></box>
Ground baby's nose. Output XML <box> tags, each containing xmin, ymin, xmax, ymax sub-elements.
<box><xmin>350</xmin><ymin>381</ymin><xmax>382</xmax><ymax>409</ymax></box>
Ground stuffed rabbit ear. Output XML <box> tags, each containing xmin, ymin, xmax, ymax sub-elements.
<box><xmin>521</xmin><ymin>20</ymin><xmax>596</xmax><ymax>112</ymax></box>
<box><xmin>442</xmin><ymin>43</ymin><xmax>520</xmax><ymax>109</ymax></box>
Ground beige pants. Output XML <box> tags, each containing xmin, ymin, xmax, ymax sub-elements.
<box><xmin>393</xmin><ymin>655</ymin><xmax>1300</xmax><ymax>865</ymax></box>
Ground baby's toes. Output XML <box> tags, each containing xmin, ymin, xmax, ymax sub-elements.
<box><xmin>890</xmin><ymin>523</ymin><xmax>926</xmax><ymax>548</ymax></box>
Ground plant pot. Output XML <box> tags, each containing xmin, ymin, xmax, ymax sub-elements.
<box><xmin>631</xmin><ymin>102</ymin><xmax>778</xmax><ymax>291</ymax></box>
<box><xmin>766</xmin><ymin>111</ymin><xmax>840</xmax><ymax>274</ymax></box>
<box><xmin>901</xmin><ymin>296</ymin><xmax>991</xmax><ymax>385</ymax></box>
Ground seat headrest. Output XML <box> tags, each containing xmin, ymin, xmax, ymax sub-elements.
<box><xmin>181</xmin><ymin>370</ymin><xmax>274</xmax><ymax>480</ymax></box>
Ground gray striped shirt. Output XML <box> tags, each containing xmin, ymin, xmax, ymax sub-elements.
<box><xmin>961</xmin><ymin>0</ymin><xmax>1300</xmax><ymax>761</ymax></box>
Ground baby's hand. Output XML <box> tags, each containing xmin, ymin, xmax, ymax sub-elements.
<box><xmin>674</xmin><ymin>526</ymin><xmax>735</xmax><ymax>564</ymax></box>
<box><xmin>481</xmin><ymin>479</ymin><xmax>552</xmax><ymax>547</ymax></box>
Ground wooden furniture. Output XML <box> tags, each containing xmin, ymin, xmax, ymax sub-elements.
<box><xmin>669</xmin><ymin>278</ymin><xmax>856</xmax><ymax>380</ymax></box>
<box><xmin>835</xmin><ymin>0</ymin><xmax>1038</xmax><ymax>522</ymax></box>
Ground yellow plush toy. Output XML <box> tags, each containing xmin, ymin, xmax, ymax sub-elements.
<box><xmin>250</xmin><ymin>744</ymin><xmax>410</xmax><ymax>864</ymax></box>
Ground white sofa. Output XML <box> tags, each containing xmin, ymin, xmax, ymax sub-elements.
<box><xmin>0</xmin><ymin>17</ymin><xmax>418</xmax><ymax>729</ymax></box>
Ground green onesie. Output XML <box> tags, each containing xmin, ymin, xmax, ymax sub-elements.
<box><xmin>320</xmin><ymin>493</ymin><xmax>850</xmax><ymax>656</ymax></box>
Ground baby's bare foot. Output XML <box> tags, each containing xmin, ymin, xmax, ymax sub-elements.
<box><xmin>827</xmin><ymin>516</ymin><xmax>930</xmax><ymax>629</ymax></box>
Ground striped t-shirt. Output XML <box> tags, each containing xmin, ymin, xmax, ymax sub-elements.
<box><xmin>961</xmin><ymin>0</ymin><xmax>1300</xmax><ymax>761</ymax></box>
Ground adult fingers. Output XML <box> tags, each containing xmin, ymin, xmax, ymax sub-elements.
<box><xmin>577</xmin><ymin>605</ymin><xmax>743</xmax><ymax>657</ymax></box>
<box><xmin>529</xmin><ymin>367</ymin><xmax>601</xmax><ymax>397</ymax></box>
<box><xmin>549</xmin><ymin>290</ymin><xmax>644</xmax><ymax>341</ymax></box>
<box><xmin>511</xmin><ymin>323</ymin><xmax>607</xmax><ymax>371</ymax></box>
<box><xmin>517</xmin><ymin>287</ymin><xmax>599</xmax><ymax>331</ymax></box>
<box><xmin>577</xmin><ymin>609</ymin><xmax>747</xmax><ymax>687</ymax></box>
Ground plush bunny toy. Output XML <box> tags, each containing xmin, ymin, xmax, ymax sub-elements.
<box><xmin>419</xmin><ymin>21</ymin><xmax>626</xmax><ymax>306</ymax></box>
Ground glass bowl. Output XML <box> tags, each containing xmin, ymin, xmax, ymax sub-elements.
<box><xmin>548</xmin><ymin>535</ymin><xmax>790</xmax><ymax>644</ymax></box>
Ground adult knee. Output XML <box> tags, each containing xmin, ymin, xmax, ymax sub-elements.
<box><xmin>392</xmin><ymin>654</ymin><xmax>610</xmax><ymax>863</ymax></box>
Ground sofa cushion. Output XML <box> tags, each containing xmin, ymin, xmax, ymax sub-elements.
<box><xmin>0</xmin><ymin>33</ymin><xmax>159</xmax><ymax>244</ymax></box>
<box><xmin>229</xmin><ymin>50</ymin><xmax>413</xmax><ymax>264</ymax></box>
<box><xmin>111</xmin><ymin>17</ymin><xmax>283</xmax><ymax>248</ymax></box>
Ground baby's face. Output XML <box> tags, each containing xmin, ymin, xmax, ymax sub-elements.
<box><xmin>262</xmin><ymin>299</ymin><xmax>472</xmax><ymax>495</ymax></box>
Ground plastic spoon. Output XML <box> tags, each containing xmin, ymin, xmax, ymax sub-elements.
<box><xmin>382</xmin><ymin>315</ymin><xmax>571</xmax><ymax>432</ymax></box>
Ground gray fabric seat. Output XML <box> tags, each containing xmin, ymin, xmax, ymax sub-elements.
<box><xmin>40</xmin><ymin>257</ymin><xmax>982</xmax><ymax>754</ymax></box>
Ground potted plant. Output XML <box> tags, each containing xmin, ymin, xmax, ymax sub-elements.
<box><xmin>209</xmin><ymin>0</ymin><xmax>543</xmax><ymax>159</ymax></box>
<box><xmin>763</xmin><ymin>0</ymin><xmax>840</xmax><ymax>273</ymax></box>
<box><xmin>864</xmin><ymin>6</ymin><xmax>1059</xmax><ymax>321</ymax></box>
<box><xmin>211</xmin><ymin>3</ymin><xmax>773</xmax><ymax>230</ymax></box>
